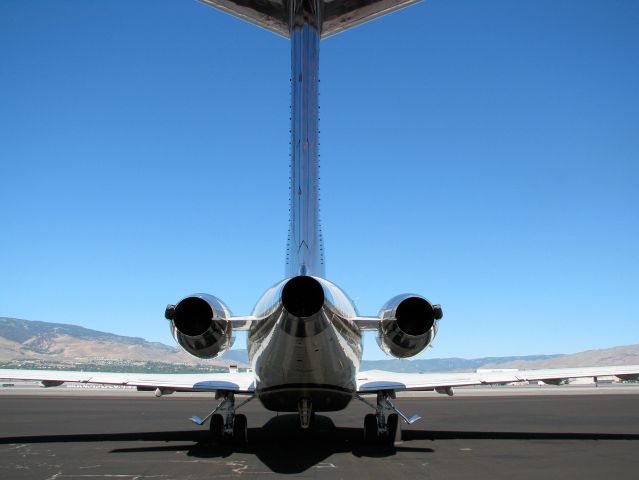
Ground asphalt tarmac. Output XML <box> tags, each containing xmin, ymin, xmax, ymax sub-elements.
<box><xmin>1</xmin><ymin>391</ymin><xmax>638</xmax><ymax>479</ymax></box>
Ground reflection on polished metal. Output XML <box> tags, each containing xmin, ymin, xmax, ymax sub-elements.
<box><xmin>248</xmin><ymin>275</ymin><xmax>361</xmax><ymax>412</ymax></box>
<box><xmin>286</xmin><ymin>0</ymin><xmax>323</xmax><ymax>278</ymax></box>
<box><xmin>199</xmin><ymin>0</ymin><xmax>422</xmax><ymax>38</ymax></box>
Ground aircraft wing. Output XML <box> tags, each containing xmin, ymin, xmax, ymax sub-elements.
<box><xmin>0</xmin><ymin>369</ymin><xmax>256</xmax><ymax>394</ymax></box>
<box><xmin>356</xmin><ymin>365</ymin><xmax>639</xmax><ymax>393</ymax></box>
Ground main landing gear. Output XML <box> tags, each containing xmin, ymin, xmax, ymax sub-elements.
<box><xmin>190</xmin><ymin>391</ymin><xmax>254</xmax><ymax>443</ymax></box>
<box><xmin>357</xmin><ymin>391</ymin><xmax>421</xmax><ymax>444</ymax></box>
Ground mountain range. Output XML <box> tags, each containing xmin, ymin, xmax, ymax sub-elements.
<box><xmin>1</xmin><ymin>317</ymin><xmax>638</xmax><ymax>373</ymax></box>
<box><xmin>0</xmin><ymin>317</ymin><xmax>243</xmax><ymax>372</ymax></box>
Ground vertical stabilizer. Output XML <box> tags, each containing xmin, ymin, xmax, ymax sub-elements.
<box><xmin>285</xmin><ymin>0</ymin><xmax>324</xmax><ymax>278</ymax></box>
<box><xmin>199</xmin><ymin>0</ymin><xmax>424</xmax><ymax>278</ymax></box>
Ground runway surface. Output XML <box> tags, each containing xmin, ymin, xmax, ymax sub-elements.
<box><xmin>1</xmin><ymin>391</ymin><xmax>638</xmax><ymax>479</ymax></box>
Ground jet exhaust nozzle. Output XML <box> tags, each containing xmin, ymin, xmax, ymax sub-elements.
<box><xmin>167</xmin><ymin>294</ymin><xmax>233</xmax><ymax>359</ymax></box>
<box><xmin>281</xmin><ymin>276</ymin><xmax>325</xmax><ymax>318</ymax></box>
<box><xmin>378</xmin><ymin>294</ymin><xmax>442</xmax><ymax>358</ymax></box>
<box><xmin>395</xmin><ymin>296</ymin><xmax>439</xmax><ymax>336</ymax></box>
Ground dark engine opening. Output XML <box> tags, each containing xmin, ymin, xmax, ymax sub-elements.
<box><xmin>281</xmin><ymin>276</ymin><xmax>325</xmax><ymax>318</ymax></box>
<box><xmin>396</xmin><ymin>297</ymin><xmax>435</xmax><ymax>336</ymax></box>
<box><xmin>173</xmin><ymin>297</ymin><xmax>213</xmax><ymax>336</ymax></box>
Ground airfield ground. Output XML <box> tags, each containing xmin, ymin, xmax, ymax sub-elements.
<box><xmin>1</xmin><ymin>384</ymin><xmax>638</xmax><ymax>479</ymax></box>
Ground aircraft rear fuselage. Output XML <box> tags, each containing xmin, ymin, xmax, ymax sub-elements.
<box><xmin>243</xmin><ymin>0</ymin><xmax>361</xmax><ymax>412</ymax></box>
<box><xmin>248</xmin><ymin>276</ymin><xmax>361</xmax><ymax>412</ymax></box>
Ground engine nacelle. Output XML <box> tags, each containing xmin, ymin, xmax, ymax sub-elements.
<box><xmin>378</xmin><ymin>294</ymin><xmax>442</xmax><ymax>358</ymax></box>
<box><xmin>164</xmin><ymin>294</ymin><xmax>233</xmax><ymax>359</ymax></box>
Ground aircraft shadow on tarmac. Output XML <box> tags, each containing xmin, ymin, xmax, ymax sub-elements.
<box><xmin>2</xmin><ymin>415</ymin><xmax>638</xmax><ymax>474</ymax></box>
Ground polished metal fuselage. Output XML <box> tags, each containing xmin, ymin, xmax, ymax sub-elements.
<box><xmin>248</xmin><ymin>277</ymin><xmax>362</xmax><ymax>411</ymax></box>
<box><xmin>248</xmin><ymin>0</ymin><xmax>362</xmax><ymax>412</ymax></box>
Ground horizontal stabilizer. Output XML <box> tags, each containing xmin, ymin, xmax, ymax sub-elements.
<box><xmin>322</xmin><ymin>0</ymin><xmax>422</xmax><ymax>38</ymax></box>
<box><xmin>199</xmin><ymin>0</ymin><xmax>422</xmax><ymax>38</ymax></box>
<box><xmin>199</xmin><ymin>0</ymin><xmax>289</xmax><ymax>37</ymax></box>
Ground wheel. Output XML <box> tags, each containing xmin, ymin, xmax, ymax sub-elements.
<box><xmin>363</xmin><ymin>413</ymin><xmax>378</xmax><ymax>442</ymax></box>
<box><xmin>385</xmin><ymin>413</ymin><xmax>399</xmax><ymax>445</ymax></box>
<box><xmin>209</xmin><ymin>413</ymin><xmax>224</xmax><ymax>442</ymax></box>
<box><xmin>233</xmin><ymin>414</ymin><xmax>248</xmax><ymax>444</ymax></box>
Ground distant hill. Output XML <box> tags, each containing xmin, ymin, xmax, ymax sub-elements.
<box><xmin>360</xmin><ymin>354</ymin><xmax>565</xmax><ymax>373</ymax></box>
<box><xmin>479</xmin><ymin>344</ymin><xmax>639</xmax><ymax>370</ymax></box>
<box><xmin>360</xmin><ymin>345</ymin><xmax>639</xmax><ymax>372</ymax></box>
<box><xmin>1</xmin><ymin>317</ymin><xmax>637</xmax><ymax>373</ymax></box>
<box><xmin>0</xmin><ymin>317</ymin><xmax>247</xmax><ymax>371</ymax></box>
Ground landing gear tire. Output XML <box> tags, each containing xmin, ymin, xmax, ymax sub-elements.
<box><xmin>233</xmin><ymin>414</ymin><xmax>248</xmax><ymax>444</ymax></box>
<box><xmin>363</xmin><ymin>413</ymin><xmax>377</xmax><ymax>442</ymax></box>
<box><xmin>386</xmin><ymin>413</ymin><xmax>399</xmax><ymax>445</ymax></box>
<box><xmin>210</xmin><ymin>413</ymin><xmax>224</xmax><ymax>442</ymax></box>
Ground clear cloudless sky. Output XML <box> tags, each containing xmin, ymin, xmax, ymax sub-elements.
<box><xmin>1</xmin><ymin>0</ymin><xmax>637</xmax><ymax>360</ymax></box>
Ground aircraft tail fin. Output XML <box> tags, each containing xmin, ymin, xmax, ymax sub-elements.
<box><xmin>199</xmin><ymin>0</ymin><xmax>422</xmax><ymax>39</ymax></box>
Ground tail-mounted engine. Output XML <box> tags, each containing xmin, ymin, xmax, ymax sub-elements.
<box><xmin>164</xmin><ymin>294</ymin><xmax>233</xmax><ymax>359</ymax></box>
<box><xmin>378</xmin><ymin>294</ymin><xmax>442</xmax><ymax>358</ymax></box>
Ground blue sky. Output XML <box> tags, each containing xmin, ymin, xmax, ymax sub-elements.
<box><xmin>1</xmin><ymin>0</ymin><xmax>637</xmax><ymax>360</ymax></box>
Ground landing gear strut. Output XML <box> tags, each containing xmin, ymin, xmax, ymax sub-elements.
<box><xmin>298</xmin><ymin>397</ymin><xmax>313</xmax><ymax>429</ymax></box>
<box><xmin>357</xmin><ymin>390</ymin><xmax>421</xmax><ymax>444</ymax></box>
<box><xmin>190</xmin><ymin>391</ymin><xmax>253</xmax><ymax>443</ymax></box>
